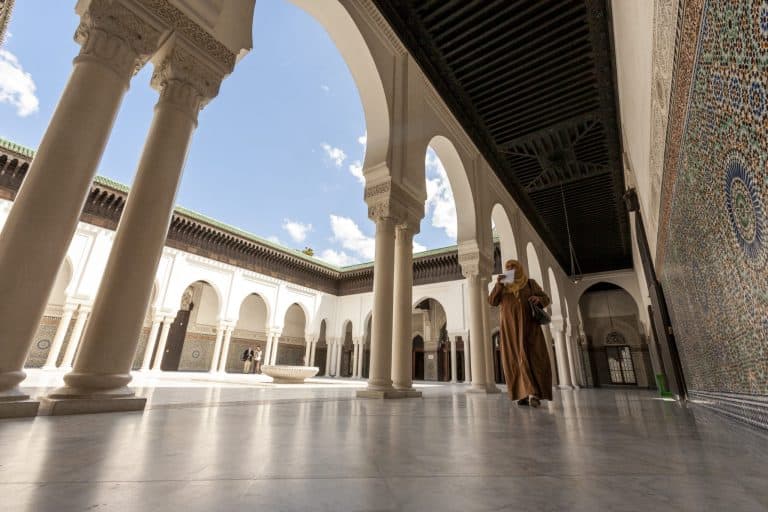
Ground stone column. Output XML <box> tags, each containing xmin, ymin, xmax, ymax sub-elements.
<box><xmin>351</xmin><ymin>341</ymin><xmax>359</xmax><ymax>378</ymax></box>
<box><xmin>208</xmin><ymin>322</ymin><xmax>226</xmax><ymax>373</ymax></box>
<box><xmin>565</xmin><ymin>321</ymin><xmax>580</xmax><ymax>388</ymax></box>
<box><xmin>151</xmin><ymin>316</ymin><xmax>173</xmax><ymax>372</ymax></box>
<box><xmin>43</xmin><ymin>303</ymin><xmax>76</xmax><ymax>370</ymax></box>
<box><xmin>270</xmin><ymin>333</ymin><xmax>281</xmax><ymax>365</ymax></box>
<box><xmin>47</xmin><ymin>43</ymin><xmax>224</xmax><ymax>407</ymax></box>
<box><xmin>450</xmin><ymin>337</ymin><xmax>458</xmax><ymax>383</ymax></box>
<box><xmin>357</xmin><ymin>341</ymin><xmax>366</xmax><ymax>378</ymax></box>
<box><xmin>357</xmin><ymin>215</ymin><xmax>397</xmax><ymax>397</ymax></box>
<box><xmin>459</xmin><ymin>245</ymin><xmax>493</xmax><ymax>393</ymax></box>
<box><xmin>59</xmin><ymin>306</ymin><xmax>91</xmax><ymax>370</ymax></box>
<box><xmin>309</xmin><ymin>339</ymin><xmax>318</xmax><ymax>367</ymax></box>
<box><xmin>0</xmin><ymin>2</ymin><xmax>159</xmax><ymax>407</ymax></box>
<box><xmin>391</xmin><ymin>222</ymin><xmax>419</xmax><ymax>395</ymax></box>
<box><xmin>139</xmin><ymin>314</ymin><xmax>163</xmax><ymax>371</ymax></box>
<box><xmin>263</xmin><ymin>332</ymin><xmax>274</xmax><ymax>367</ymax></box>
<box><xmin>551</xmin><ymin>319</ymin><xmax>573</xmax><ymax>389</ymax></box>
<box><xmin>480</xmin><ymin>276</ymin><xmax>500</xmax><ymax>393</ymax></box>
<box><xmin>217</xmin><ymin>325</ymin><xmax>234</xmax><ymax>373</ymax></box>
<box><xmin>336</xmin><ymin>341</ymin><xmax>344</xmax><ymax>376</ymax></box>
<box><xmin>303</xmin><ymin>339</ymin><xmax>312</xmax><ymax>366</ymax></box>
<box><xmin>464</xmin><ymin>334</ymin><xmax>472</xmax><ymax>383</ymax></box>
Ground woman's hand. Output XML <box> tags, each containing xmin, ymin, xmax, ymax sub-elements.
<box><xmin>496</xmin><ymin>274</ymin><xmax>505</xmax><ymax>284</ymax></box>
<box><xmin>528</xmin><ymin>296</ymin><xmax>542</xmax><ymax>306</ymax></box>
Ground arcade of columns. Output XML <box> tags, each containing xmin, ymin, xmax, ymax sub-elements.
<box><xmin>0</xmin><ymin>0</ymin><xmax>586</xmax><ymax>417</ymax></box>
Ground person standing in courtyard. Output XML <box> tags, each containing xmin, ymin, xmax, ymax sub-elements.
<box><xmin>254</xmin><ymin>346</ymin><xmax>262</xmax><ymax>374</ymax></box>
<box><xmin>488</xmin><ymin>259</ymin><xmax>552</xmax><ymax>408</ymax></box>
<box><xmin>242</xmin><ymin>347</ymin><xmax>254</xmax><ymax>374</ymax></box>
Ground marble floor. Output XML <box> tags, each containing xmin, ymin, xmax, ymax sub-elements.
<box><xmin>2</xmin><ymin>373</ymin><xmax>767</xmax><ymax>511</ymax></box>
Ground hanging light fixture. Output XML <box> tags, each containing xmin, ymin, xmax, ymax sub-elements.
<box><xmin>560</xmin><ymin>184</ymin><xmax>583</xmax><ymax>284</ymax></box>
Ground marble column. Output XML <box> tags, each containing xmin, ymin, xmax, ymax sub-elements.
<box><xmin>217</xmin><ymin>325</ymin><xmax>234</xmax><ymax>373</ymax></box>
<box><xmin>480</xmin><ymin>276</ymin><xmax>500</xmax><ymax>393</ymax></box>
<box><xmin>450</xmin><ymin>337</ymin><xmax>458</xmax><ymax>383</ymax></box>
<box><xmin>151</xmin><ymin>317</ymin><xmax>173</xmax><ymax>372</ymax></box>
<box><xmin>464</xmin><ymin>334</ymin><xmax>472</xmax><ymax>383</ymax></box>
<box><xmin>564</xmin><ymin>322</ymin><xmax>580</xmax><ymax>388</ymax></box>
<box><xmin>465</xmin><ymin>274</ymin><xmax>488</xmax><ymax>391</ymax></box>
<box><xmin>59</xmin><ymin>306</ymin><xmax>91</xmax><ymax>370</ymax></box>
<box><xmin>263</xmin><ymin>332</ymin><xmax>274</xmax><ymax>367</ymax></box>
<box><xmin>42</xmin><ymin>303</ymin><xmax>76</xmax><ymax>370</ymax></box>
<box><xmin>358</xmin><ymin>341</ymin><xmax>366</xmax><ymax>378</ymax></box>
<box><xmin>309</xmin><ymin>339</ymin><xmax>317</xmax><ymax>367</ymax></box>
<box><xmin>392</xmin><ymin>223</ymin><xmax>419</xmax><ymax>394</ymax></box>
<box><xmin>551</xmin><ymin>319</ymin><xmax>573</xmax><ymax>389</ymax></box>
<box><xmin>303</xmin><ymin>339</ymin><xmax>311</xmax><ymax>366</ymax></box>
<box><xmin>330</xmin><ymin>341</ymin><xmax>338</xmax><ymax>376</ymax></box>
<box><xmin>47</xmin><ymin>44</ymin><xmax>223</xmax><ymax>406</ymax></box>
<box><xmin>270</xmin><ymin>334</ymin><xmax>281</xmax><ymax>365</ymax></box>
<box><xmin>208</xmin><ymin>322</ymin><xmax>226</xmax><ymax>373</ymax></box>
<box><xmin>352</xmin><ymin>341</ymin><xmax>359</xmax><ymax>378</ymax></box>
<box><xmin>358</xmin><ymin>215</ymin><xmax>397</xmax><ymax>396</ymax></box>
<box><xmin>335</xmin><ymin>341</ymin><xmax>343</xmax><ymax>377</ymax></box>
<box><xmin>139</xmin><ymin>315</ymin><xmax>163</xmax><ymax>371</ymax></box>
<box><xmin>0</xmin><ymin>3</ymin><xmax>159</xmax><ymax>407</ymax></box>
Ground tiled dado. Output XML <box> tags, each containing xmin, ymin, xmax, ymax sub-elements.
<box><xmin>689</xmin><ymin>390</ymin><xmax>768</xmax><ymax>431</ymax></box>
<box><xmin>660</xmin><ymin>0</ymin><xmax>768</xmax><ymax>426</ymax></box>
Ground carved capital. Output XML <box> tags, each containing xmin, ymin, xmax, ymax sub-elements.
<box><xmin>151</xmin><ymin>44</ymin><xmax>223</xmax><ymax>117</ymax></box>
<box><xmin>457</xmin><ymin>242</ymin><xmax>492</xmax><ymax>278</ymax></box>
<box><xmin>75</xmin><ymin>0</ymin><xmax>161</xmax><ymax>79</ymax></box>
<box><xmin>365</xmin><ymin>179</ymin><xmax>424</xmax><ymax>226</ymax></box>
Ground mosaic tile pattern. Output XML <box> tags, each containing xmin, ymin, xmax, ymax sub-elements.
<box><xmin>661</xmin><ymin>0</ymin><xmax>768</xmax><ymax>397</ymax></box>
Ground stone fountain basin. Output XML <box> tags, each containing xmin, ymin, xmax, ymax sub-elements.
<box><xmin>262</xmin><ymin>365</ymin><xmax>319</xmax><ymax>384</ymax></box>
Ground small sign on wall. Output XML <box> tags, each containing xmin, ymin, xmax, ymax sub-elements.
<box><xmin>427</xmin><ymin>354</ymin><xmax>435</xmax><ymax>360</ymax></box>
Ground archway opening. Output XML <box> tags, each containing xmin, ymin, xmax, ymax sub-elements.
<box><xmin>232</xmin><ymin>293</ymin><xmax>269</xmax><ymax>374</ymax></box>
<box><xmin>315</xmin><ymin>319</ymin><xmax>328</xmax><ymax>375</ymax></box>
<box><xmin>278</xmin><ymin>303</ymin><xmax>307</xmax><ymax>365</ymax></box>
<box><xmin>578</xmin><ymin>283</ymin><xmax>654</xmax><ymax>389</ymax></box>
<box><xmin>163</xmin><ymin>281</ymin><xmax>220</xmax><ymax>372</ymax></box>
<box><xmin>491</xmin><ymin>204</ymin><xmax>518</xmax><ymax>269</ymax></box>
<box><xmin>412</xmin><ymin>298</ymin><xmax>450</xmax><ymax>382</ymax></box>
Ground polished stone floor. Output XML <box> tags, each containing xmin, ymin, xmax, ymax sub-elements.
<box><xmin>3</xmin><ymin>373</ymin><xmax>767</xmax><ymax>511</ymax></box>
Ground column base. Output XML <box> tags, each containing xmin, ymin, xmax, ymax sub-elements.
<box><xmin>485</xmin><ymin>384</ymin><xmax>502</xmax><ymax>394</ymax></box>
<box><xmin>466</xmin><ymin>386</ymin><xmax>498</xmax><ymax>395</ymax></box>
<box><xmin>0</xmin><ymin>400</ymin><xmax>40</xmax><ymax>419</ymax></box>
<box><xmin>38</xmin><ymin>396</ymin><xmax>147</xmax><ymax>416</ymax></box>
<box><xmin>356</xmin><ymin>388</ymin><xmax>422</xmax><ymax>399</ymax></box>
<box><xmin>558</xmin><ymin>385</ymin><xmax>574</xmax><ymax>390</ymax></box>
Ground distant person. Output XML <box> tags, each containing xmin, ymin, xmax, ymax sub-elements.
<box><xmin>242</xmin><ymin>347</ymin><xmax>254</xmax><ymax>374</ymax></box>
<box><xmin>488</xmin><ymin>259</ymin><xmax>552</xmax><ymax>408</ymax></box>
<box><xmin>254</xmin><ymin>346</ymin><xmax>263</xmax><ymax>374</ymax></box>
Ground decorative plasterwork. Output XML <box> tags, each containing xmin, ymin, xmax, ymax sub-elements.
<box><xmin>364</xmin><ymin>178</ymin><xmax>424</xmax><ymax>225</ymax></box>
<box><xmin>151</xmin><ymin>43</ymin><xmax>224</xmax><ymax>115</ymax></box>
<box><xmin>137</xmin><ymin>0</ymin><xmax>236</xmax><ymax>69</ymax></box>
<box><xmin>348</xmin><ymin>0</ymin><xmax>406</xmax><ymax>56</ymax></box>
<box><xmin>75</xmin><ymin>0</ymin><xmax>163</xmax><ymax>78</ymax></box>
<box><xmin>457</xmin><ymin>241</ymin><xmax>492</xmax><ymax>278</ymax></box>
<box><xmin>0</xmin><ymin>0</ymin><xmax>14</xmax><ymax>47</ymax></box>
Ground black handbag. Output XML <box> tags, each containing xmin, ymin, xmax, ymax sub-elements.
<box><xmin>528</xmin><ymin>281</ymin><xmax>551</xmax><ymax>325</ymax></box>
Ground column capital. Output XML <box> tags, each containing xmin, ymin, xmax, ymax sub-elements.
<box><xmin>364</xmin><ymin>179</ymin><xmax>424</xmax><ymax>225</ymax></box>
<box><xmin>75</xmin><ymin>0</ymin><xmax>163</xmax><ymax>79</ymax></box>
<box><xmin>458</xmin><ymin>241</ymin><xmax>493</xmax><ymax>278</ymax></box>
<box><xmin>61</xmin><ymin>302</ymin><xmax>78</xmax><ymax>314</ymax></box>
<box><xmin>150</xmin><ymin>41</ymin><xmax>225</xmax><ymax>118</ymax></box>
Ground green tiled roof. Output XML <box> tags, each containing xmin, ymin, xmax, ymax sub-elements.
<box><xmin>1</xmin><ymin>137</ymin><xmax>466</xmax><ymax>273</ymax></box>
<box><xmin>0</xmin><ymin>137</ymin><xmax>35</xmax><ymax>158</ymax></box>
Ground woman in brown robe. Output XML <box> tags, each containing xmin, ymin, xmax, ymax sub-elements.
<box><xmin>488</xmin><ymin>259</ymin><xmax>552</xmax><ymax>407</ymax></box>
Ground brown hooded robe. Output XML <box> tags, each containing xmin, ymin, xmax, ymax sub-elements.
<box><xmin>489</xmin><ymin>279</ymin><xmax>553</xmax><ymax>401</ymax></box>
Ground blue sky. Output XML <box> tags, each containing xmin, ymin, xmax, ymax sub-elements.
<box><xmin>0</xmin><ymin>0</ymin><xmax>458</xmax><ymax>266</ymax></box>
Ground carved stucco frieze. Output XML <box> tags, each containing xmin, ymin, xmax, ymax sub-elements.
<box><xmin>75</xmin><ymin>0</ymin><xmax>163</xmax><ymax>79</ymax></box>
<box><xmin>364</xmin><ymin>179</ymin><xmax>424</xmax><ymax>227</ymax></box>
<box><xmin>137</xmin><ymin>0</ymin><xmax>236</xmax><ymax>70</ymax></box>
<box><xmin>150</xmin><ymin>44</ymin><xmax>224</xmax><ymax>116</ymax></box>
<box><xmin>457</xmin><ymin>249</ymin><xmax>492</xmax><ymax>279</ymax></box>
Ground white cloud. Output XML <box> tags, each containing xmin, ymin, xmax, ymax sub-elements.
<box><xmin>319</xmin><ymin>248</ymin><xmax>358</xmax><ymax>267</ymax></box>
<box><xmin>413</xmin><ymin>240</ymin><xmax>427</xmax><ymax>253</ymax></box>
<box><xmin>320</xmin><ymin>84</ymin><xmax>330</xmax><ymax>93</ymax></box>
<box><xmin>357</xmin><ymin>131</ymin><xmax>367</xmax><ymax>147</ymax></box>
<box><xmin>348</xmin><ymin>160</ymin><xmax>365</xmax><ymax>185</ymax></box>
<box><xmin>329</xmin><ymin>214</ymin><xmax>375</xmax><ymax>260</ymax></box>
<box><xmin>266</xmin><ymin>235</ymin><xmax>282</xmax><ymax>245</ymax></box>
<box><xmin>321</xmin><ymin>143</ymin><xmax>347</xmax><ymax>167</ymax></box>
<box><xmin>282</xmin><ymin>219</ymin><xmax>312</xmax><ymax>243</ymax></box>
<box><xmin>0</xmin><ymin>50</ymin><xmax>39</xmax><ymax>117</ymax></box>
<box><xmin>425</xmin><ymin>149</ymin><xmax>458</xmax><ymax>241</ymax></box>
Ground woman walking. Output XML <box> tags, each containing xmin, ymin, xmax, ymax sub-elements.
<box><xmin>488</xmin><ymin>259</ymin><xmax>552</xmax><ymax>407</ymax></box>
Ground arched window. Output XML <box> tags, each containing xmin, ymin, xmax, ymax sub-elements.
<box><xmin>606</xmin><ymin>346</ymin><xmax>636</xmax><ymax>385</ymax></box>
